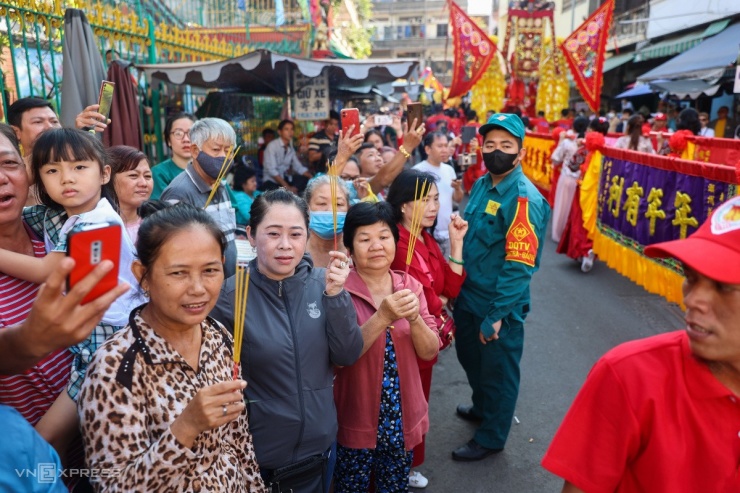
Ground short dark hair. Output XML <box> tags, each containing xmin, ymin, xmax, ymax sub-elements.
<box><xmin>385</xmin><ymin>169</ymin><xmax>438</xmax><ymax>224</ymax></box>
<box><xmin>108</xmin><ymin>145</ymin><xmax>149</xmax><ymax>176</ymax></box>
<box><xmin>537</xmin><ymin>111</ymin><xmax>545</xmax><ymax>117</ymax></box>
<box><xmin>31</xmin><ymin>128</ymin><xmax>116</xmax><ymax>211</ymax></box>
<box><xmin>262</xmin><ymin>128</ymin><xmax>276</xmax><ymax>138</ymax></box>
<box><xmin>355</xmin><ymin>142</ymin><xmax>376</xmax><ymax>158</ymax></box>
<box><xmin>560</xmin><ymin>108</ymin><xmax>569</xmax><ymax>117</ymax></box>
<box><xmin>0</xmin><ymin>122</ymin><xmax>20</xmax><ymax>154</ymax></box>
<box><xmin>249</xmin><ymin>188</ymin><xmax>309</xmax><ymax>233</ymax></box>
<box><xmin>137</xmin><ymin>202</ymin><xmax>226</xmax><ymax>279</ymax></box>
<box><xmin>622</xmin><ymin>108</ymin><xmax>634</xmax><ymax>116</ymax></box>
<box><xmin>277</xmin><ymin>119</ymin><xmax>294</xmax><ymax>131</ymax></box>
<box><xmin>573</xmin><ymin>117</ymin><xmax>589</xmax><ymax>138</ymax></box>
<box><xmin>423</xmin><ymin>131</ymin><xmax>448</xmax><ymax>149</ymax></box>
<box><xmin>343</xmin><ymin>201</ymin><xmax>399</xmax><ymax>253</ymax></box>
<box><xmin>163</xmin><ymin>112</ymin><xmax>196</xmax><ymax>147</ymax></box>
<box><xmin>232</xmin><ymin>163</ymin><xmax>256</xmax><ymax>191</ymax></box>
<box><xmin>589</xmin><ymin>118</ymin><xmax>609</xmax><ymax>135</ymax></box>
<box><xmin>8</xmin><ymin>97</ymin><xmax>55</xmax><ymax>128</ymax></box>
<box><xmin>677</xmin><ymin>108</ymin><xmax>701</xmax><ymax>136</ymax></box>
<box><xmin>363</xmin><ymin>129</ymin><xmax>384</xmax><ymax>144</ymax></box>
<box><xmin>328</xmin><ymin>110</ymin><xmax>340</xmax><ymax>122</ymax></box>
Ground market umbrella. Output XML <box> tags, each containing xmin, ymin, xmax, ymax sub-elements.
<box><xmin>60</xmin><ymin>9</ymin><xmax>106</xmax><ymax>128</ymax></box>
<box><xmin>102</xmin><ymin>60</ymin><xmax>143</xmax><ymax>150</ymax></box>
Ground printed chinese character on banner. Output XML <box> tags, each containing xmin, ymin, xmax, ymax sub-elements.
<box><xmin>293</xmin><ymin>71</ymin><xmax>329</xmax><ymax>121</ymax></box>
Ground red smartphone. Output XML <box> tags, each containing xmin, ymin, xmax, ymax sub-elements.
<box><xmin>406</xmin><ymin>102</ymin><xmax>423</xmax><ymax>130</ymax></box>
<box><xmin>66</xmin><ymin>222</ymin><xmax>121</xmax><ymax>305</ymax></box>
<box><xmin>341</xmin><ymin>108</ymin><xmax>360</xmax><ymax>138</ymax></box>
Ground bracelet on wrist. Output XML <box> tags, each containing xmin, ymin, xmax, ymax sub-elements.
<box><xmin>398</xmin><ymin>146</ymin><xmax>411</xmax><ymax>159</ymax></box>
<box><xmin>448</xmin><ymin>256</ymin><xmax>464</xmax><ymax>265</ymax></box>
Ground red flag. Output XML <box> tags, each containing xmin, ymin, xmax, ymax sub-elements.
<box><xmin>559</xmin><ymin>0</ymin><xmax>614</xmax><ymax>113</ymax></box>
<box><xmin>447</xmin><ymin>0</ymin><xmax>496</xmax><ymax>100</ymax></box>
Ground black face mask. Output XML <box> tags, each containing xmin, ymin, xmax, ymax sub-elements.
<box><xmin>482</xmin><ymin>150</ymin><xmax>518</xmax><ymax>175</ymax></box>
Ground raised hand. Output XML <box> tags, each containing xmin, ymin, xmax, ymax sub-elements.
<box><xmin>325</xmin><ymin>250</ymin><xmax>351</xmax><ymax>296</ymax></box>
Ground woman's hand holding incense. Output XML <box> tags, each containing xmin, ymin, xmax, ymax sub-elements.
<box><xmin>171</xmin><ymin>380</ymin><xmax>247</xmax><ymax>449</ymax></box>
<box><xmin>325</xmin><ymin>251</ymin><xmax>350</xmax><ymax>296</ymax></box>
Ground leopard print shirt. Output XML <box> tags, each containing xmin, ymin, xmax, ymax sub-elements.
<box><xmin>78</xmin><ymin>310</ymin><xmax>267</xmax><ymax>492</ymax></box>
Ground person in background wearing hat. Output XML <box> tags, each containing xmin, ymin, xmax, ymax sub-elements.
<box><xmin>651</xmin><ymin>112</ymin><xmax>669</xmax><ymax>133</ymax></box>
<box><xmin>451</xmin><ymin>113</ymin><xmax>550</xmax><ymax>461</ymax></box>
<box><xmin>542</xmin><ymin>195</ymin><xmax>740</xmax><ymax>492</ymax></box>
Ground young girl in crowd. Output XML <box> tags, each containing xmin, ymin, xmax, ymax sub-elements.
<box><xmin>0</xmin><ymin>128</ymin><xmax>144</xmax><ymax>456</ymax></box>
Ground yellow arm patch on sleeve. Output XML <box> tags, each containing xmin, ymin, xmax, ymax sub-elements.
<box><xmin>505</xmin><ymin>197</ymin><xmax>539</xmax><ymax>267</ymax></box>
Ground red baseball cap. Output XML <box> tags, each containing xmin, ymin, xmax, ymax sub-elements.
<box><xmin>645</xmin><ymin>196</ymin><xmax>740</xmax><ymax>284</ymax></box>
<box><xmin>652</xmin><ymin>112</ymin><xmax>667</xmax><ymax>121</ymax></box>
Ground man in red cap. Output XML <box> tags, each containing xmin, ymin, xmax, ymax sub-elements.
<box><xmin>542</xmin><ymin>195</ymin><xmax>740</xmax><ymax>492</ymax></box>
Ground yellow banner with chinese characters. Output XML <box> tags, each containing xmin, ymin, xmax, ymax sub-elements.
<box><xmin>521</xmin><ymin>133</ymin><xmax>554</xmax><ymax>191</ymax></box>
<box><xmin>580</xmin><ymin>147</ymin><xmax>738</xmax><ymax>306</ymax></box>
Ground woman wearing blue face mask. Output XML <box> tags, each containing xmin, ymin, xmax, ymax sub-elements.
<box><xmin>305</xmin><ymin>175</ymin><xmax>351</xmax><ymax>267</ymax></box>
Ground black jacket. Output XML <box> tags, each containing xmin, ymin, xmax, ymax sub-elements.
<box><xmin>211</xmin><ymin>255</ymin><xmax>363</xmax><ymax>470</ymax></box>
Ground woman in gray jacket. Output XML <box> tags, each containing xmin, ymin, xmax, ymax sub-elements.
<box><xmin>212</xmin><ymin>188</ymin><xmax>363</xmax><ymax>493</ymax></box>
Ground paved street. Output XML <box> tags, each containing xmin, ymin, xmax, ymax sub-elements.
<box><xmin>417</xmin><ymin>229</ymin><xmax>685</xmax><ymax>492</ymax></box>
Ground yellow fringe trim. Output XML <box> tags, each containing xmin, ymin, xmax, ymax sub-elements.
<box><xmin>580</xmin><ymin>150</ymin><xmax>685</xmax><ymax>307</ymax></box>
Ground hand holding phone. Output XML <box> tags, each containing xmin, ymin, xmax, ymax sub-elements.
<box><xmin>67</xmin><ymin>223</ymin><xmax>121</xmax><ymax>305</ymax></box>
<box><xmin>406</xmin><ymin>103</ymin><xmax>423</xmax><ymax>130</ymax></box>
<box><xmin>341</xmin><ymin>108</ymin><xmax>361</xmax><ymax>138</ymax></box>
<box><xmin>97</xmin><ymin>81</ymin><xmax>115</xmax><ymax>121</ymax></box>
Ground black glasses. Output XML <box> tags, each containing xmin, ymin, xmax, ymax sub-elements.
<box><xmin>170</xmin><ymin>129</ymin><xmax>190</xmax><ymax>140</ymax></box>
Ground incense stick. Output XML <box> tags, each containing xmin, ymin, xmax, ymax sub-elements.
<box><xmin>326</xmin><ymin>159</ymin><xmax>341</xmax><ymax>251</ymax></box>
<box><xmin>204</xmin><ymin>145</ymin><xmax>241</xmax><ymax>210</ymax></box>
<box><xmin>405</xmin><ymin>178</ymin><xmax>429</xmax><ymax>272</ymax></box>
<box><xmin>232</xmin><ymin>264</ymin><xmax>250</xmax><ymax>380</ymax></box>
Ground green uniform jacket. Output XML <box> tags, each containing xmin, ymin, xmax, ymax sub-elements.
<box><xmin>457</xmin><ymin>166</ymin><xmax>550</xmax><ymax>338</ymax></box>
<box><xmin>151</xmin><ymin>158</ymin><xmax>185</xmax><ymax>200</ymax></box>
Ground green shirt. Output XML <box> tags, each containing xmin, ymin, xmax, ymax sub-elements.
<box><xmin>457</xmin><ymin>166</ymin><xmax>550</xmax><ymax>337</ymax></box>
<box><xmin>151</xmin><ymin>158</ymin><xmax>187</xmax><ymax>200</ymax></box>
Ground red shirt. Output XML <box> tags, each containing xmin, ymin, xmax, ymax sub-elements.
<box><xmin>0</xmin><ymin>225</ymin><xmax>73</xmax><ymax>425</ymax></box>
<box><xmin>334</xmin><ymin>270</ymin><xmax>438</xmax><ymax>450</ymax></box>
<box><xmin>542</xmin><ymin>331</ymin><xmax>740</xmax><ymax>493</ymax></box>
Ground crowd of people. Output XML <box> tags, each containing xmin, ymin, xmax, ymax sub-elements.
<box><xmin>1</xmin><ymin>93</ymin><xmax>740</xmax><ymax>493</ymax></box>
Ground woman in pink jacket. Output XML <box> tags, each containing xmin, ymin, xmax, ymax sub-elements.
<box><xmin>333</xmin><ymin>201</ymin><xmax>440</xmax><ymax>493</ymax></box>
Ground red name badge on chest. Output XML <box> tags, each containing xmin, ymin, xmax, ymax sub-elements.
<box><xmin>505</xmin><ymin>197</ymin><xmax>538</xmax><ymax>267</ymax></box>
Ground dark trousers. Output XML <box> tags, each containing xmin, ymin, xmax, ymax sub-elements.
<box><xmin>453</xmin><ymin>308</ymin><xmax>524</xmax><ymax>450</ymax></box>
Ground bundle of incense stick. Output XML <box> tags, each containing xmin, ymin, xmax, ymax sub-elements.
<box><xmin>232</xmin><ymin>264</ymin><xmax>250</xmax><ymax>380</ymax></box>
<box><xmin>204</xmin><ymin>145</ymin><xmax>241</xmax><ymax>209</ymax></box>
<box><xmin>326</xmin><ymin>159</ymin><xmax>341</xmax><ymax>251</ymax></box>
<box><xmin>405</xmin><ymin>178</ymin><xmax>429</xmax><ymax>272</ymax></box>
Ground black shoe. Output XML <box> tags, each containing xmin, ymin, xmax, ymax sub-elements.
<box><xmin>456</xmin><ymin>404</ymin><xmax>483</xmax><ymax>422</ymax></box>
<box><xmin>451</xmin><ymin>439</ymin><xmax>503</xmax><ymax>462</ymax></box>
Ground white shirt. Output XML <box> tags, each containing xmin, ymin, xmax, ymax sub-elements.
<box><xmin>699</xmin><ymin>127</ymin><xmax>715</xmax><ymax>137</ymax></box>
<box><xmin>413</xmin><ymin>160</ymin><xmax>457</xmax><ymax>240</ymax></box>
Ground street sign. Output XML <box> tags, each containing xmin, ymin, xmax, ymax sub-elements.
<box><xmin>293</xmin><ymin>71</ymin><xmax>329</xmax><ymax>121</ymax></box>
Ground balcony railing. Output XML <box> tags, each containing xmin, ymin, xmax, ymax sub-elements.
<box><xmin>607</xmin><ymin>4</ymin><xmax>648</xmax><ymax>50</ymax></box>
<box><xmin>371</xmin><ymin>1</ymin><xmax>450</xmax><ymax>14</ymax></box>
<box><xmin>372</xmin><ymin>35</ymin><xmax>448</xmax><ymax>50</ymax></box>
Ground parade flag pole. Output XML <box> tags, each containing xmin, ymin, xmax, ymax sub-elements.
<box><xmin>558</xmin><ymin>0</ymin><xmax>614</xmax><ymax>113</ymax></box>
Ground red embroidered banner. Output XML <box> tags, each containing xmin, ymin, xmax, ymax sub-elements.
<box><xmin>559</xmin><ymin>0</ymin><xmax>614</xmax><ymax>112</ymax></box>
<box><xmin>447</xmin><ymin>0</ymin><xmax>496</xmax><ymax>100</ymax></box>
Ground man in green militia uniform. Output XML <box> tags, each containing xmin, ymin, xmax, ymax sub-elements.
<box><xmin>452</xmin><ymin>113</ymin><xmax>550</xmax><ymax>461</ymax></box>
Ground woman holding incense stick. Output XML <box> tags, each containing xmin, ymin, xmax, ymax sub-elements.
<box><xmin>386</xmin><ymin>169</ymin><xmax>468</xmax><ymax>488</ymax></box>
<box><xmin>333</xmin><ymin>201</ymin><xmax>439</xmax><ymax>493</ymax></box>
<box><xmin>305</xmin><ymin>175</ymin><xmax>351</xmax><ymax>266</ymax></box>
<box><xmin>78</xmin><ymin>203</ymin><xmax>266</xmax><ymax>492</ymax></box>
<box><xmin>211</xmin><ymin>188</ymin><xmax>363</xmax><ymax>493</ymax></box>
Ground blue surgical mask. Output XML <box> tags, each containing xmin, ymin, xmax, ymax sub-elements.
<box><xmin>309</xmin><ymin>211</ymin><xmax>347</xmax><ymax>240</ymax></box>
<box><xmin>344</xmin><ymin>180</ymin><xmax>359</xmax><ymax>204</ymax></box>
<box><xmin>196</xmin><ymin>151</ymin><xmax>228</xmax><ymax>179</ymax></box>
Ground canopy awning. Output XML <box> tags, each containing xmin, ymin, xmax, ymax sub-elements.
<box><xmin>635</xmin><ymin>19</ymin><xmax>731</xmax><ymax>62</ymax></box>
<box><xmin>137</xmin><ymin>50</ymin><xmax>419</xmax><ymax>96</ymax></box>
<box><xmin>615</xmin><ymin>83</ymin><xmax>654</xmax><ymax>99</ymax></box>
<box><xmin>650</xmin><ymin>79</ymin><xmax>721</xmax><ymax>99</ymax></box>
<box><xmin>638</xmin><ymin>22</ymin><xmax>740</xmax><ymax>82</ymax></box>
<box><xmin>603</xmin><ymin>53</ymin><xmax>634</xmax><ymax>73</ymax></box>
